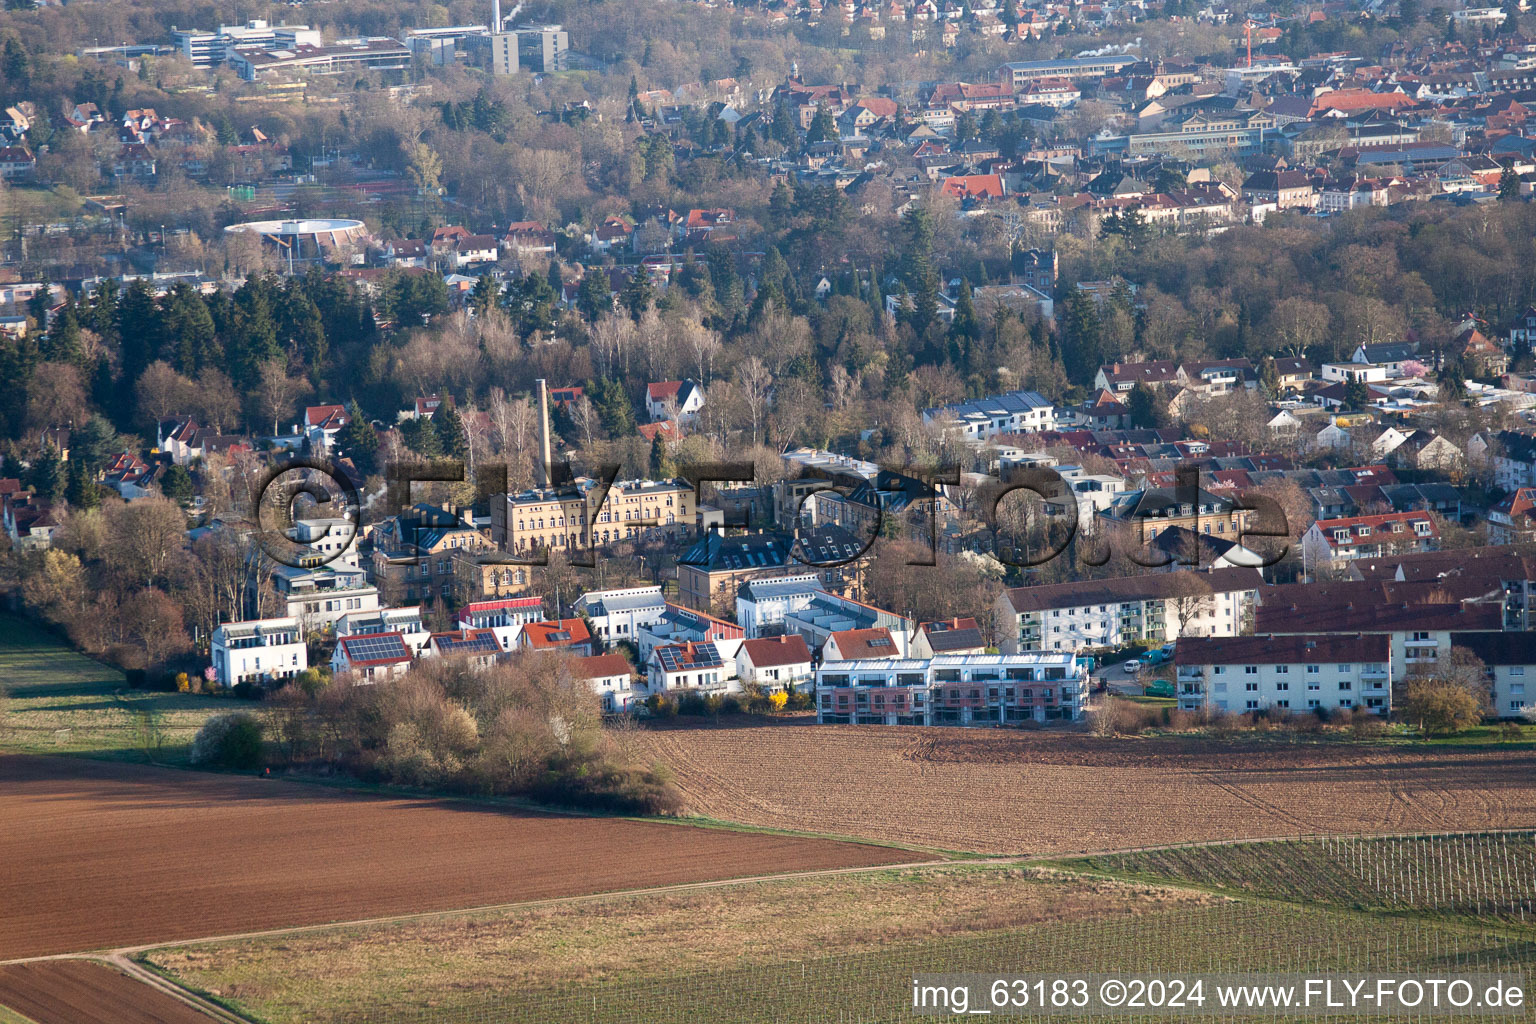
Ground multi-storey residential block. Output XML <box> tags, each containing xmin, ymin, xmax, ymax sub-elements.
<box><xmin>211</xmin><ymin>618</ymin><xmax>306</xmax><ymax>689</ymax></box>
<box><xmin>1300</xmin><ymin>512</ymin><xmax>1439</xmax><ymax>575</ymax></box>
<box><xmin>994</xmin><ymin>569</ymin><xmax>1262</xmax><ymax>654</ymax></box>
<box><xmin>1256</xmin><ymin>579</ymin><xmax>1506</xmax><ymax>689</ymax></box>
<box><xmin>1174</xmin><ymin>634</ymin><xmax>1392</xmax><ymax>716</ymax></box>
<box><xmin>815</xmin><ymin>653</ymin><xmax>1086</xmax><ymax>725</ymax></box>
<box><xmin>1450</xmin><ymin>632</ymin><xmax>1536</xmax><ymax>719</ymax></box>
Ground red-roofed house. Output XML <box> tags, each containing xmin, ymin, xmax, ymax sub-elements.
<box><xmin>1301</xmin><ymin>511</ymin><xmax>1439</xmax><ymax>573</ymax></box>
<box><xmin>571</xmin><ymin>652</ymin><xmax>637</xmax><ymax>710</ymax></box>
<box><xmin>646</xmin><ymin>640</ymin><xmax>735</xmax><ymax>694</ymax></box>
<box><xmin>736</xmin><ymin>634</ymin><xmax>813</xmax><ymax>690</ymax></box>
<box><xmin>520</xmin><ymin>618</ymin><xmax>595</xmax><ymax>655</ymax></box>
<box><xmin>823</xmin><ymin>626</ymin><xmax>906</xmax><ymax>661</ymax></box>
<box><xmin>1489</xmin><ymin>488</ymin><xmax>1536</xmax><ymax>546</ymax></box>
<box><xmin>331</xmin><ymin>631</ymin><xmax>414</xmax><ymax>681</ymax></box>
<box><xmin>939</xmin><ymin>173</ymin><xmax>1005</xmax><ymax>200</ymax></box>
<box><xmin>645</xmin><ymin>379</ymin><xmax>705</xmax><ymax>424</ymax></box>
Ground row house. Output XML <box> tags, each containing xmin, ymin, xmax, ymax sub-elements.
<box><xmin>1175</xmin><ymin>633</ymin><xmax>1392</xmax><ymax>716</ymax></box>
<box><xmin>994</xmin><ymin>568</ymin><xmax>1262</xmax><ymax>654</ymax></box>
<box><xmin>815</xmin><ymin>653</ymin><xmax>1086</xmax><ymax>725</ymax></box>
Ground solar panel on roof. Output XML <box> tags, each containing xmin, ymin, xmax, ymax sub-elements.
<box><xmin>346</xmin><ymin>634</ymin><xmax>407</xmax><ymax>662</ymax></box>
<box><xmin>692</xmin><ymin>645</ymin><xmax>723</xmax><ymax>668</ymax></box>
<box><xmin>548</xmin><ymin>630</ymin><xmax>571</xmax><ymax>642</ymax></box>
<box><xmin>868</xmin><ymin>637</ymin><xmax>892</xmax><ymax>647</ymax></box>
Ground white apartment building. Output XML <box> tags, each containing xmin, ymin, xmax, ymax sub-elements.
<box><xmin>1174</xmin><ymin>634</ymin><xmax>1392</xmax><ymax>716</ymax></box>
<box><xmin>735</xmin><ymin>574</ymin><xmax>826</xmax><ymax>637</ymax></box>
<box><xmin>815</xmin><ymin>653</ymin><xmax>1086</xmax><ymax>725</ymax></box>
<box><xmin>994</xmin><ymin>569</ymin><xmax>1261</xmax><ymax>654</ymax></box>
<box><xmin>288</xmin><ymin>516</ymin><xmax>359</xmax><ymax>569</ymax></box>
<box><xmin>273</xmin><ymin>563</ymin><xmax>379</xmax><ymax>632</ymax></box>
<box><xmin>574</xmin><ymin>585</ymin><xmax>667</xmax><ymax>642</ymax></box>
<box><xmin>211</xmin><ymin>617</ymin><xmax>306</xmax><ymax>689</ymax></box>
<box><xmin>922</xmin><ymin>389</ymin><xmax>1057</xmax><ymax>443</ymax></box>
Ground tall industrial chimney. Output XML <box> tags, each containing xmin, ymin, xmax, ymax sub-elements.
<box><xmin>492</xmin><ymin>0</ymin><xmax>501</xmax><ymax>30</ymax></box>
<box><xmin>536</xmin><ymin>378</ymin><xmax>552</xmax><ymax>488</ymax></box>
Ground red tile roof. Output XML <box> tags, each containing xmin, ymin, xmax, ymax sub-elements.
<box><xmin>741</xmin><ymin>635</ymin><xmax>812</xmax><ymax>668</ymax></box>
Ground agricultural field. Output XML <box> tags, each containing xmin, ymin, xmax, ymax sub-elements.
<box><xmin>0</xmin><ymin>616</ymin><xmax>219</xmax><ymax>764</ymax></box>
<box><xmin>637</xmin><ymin>722</ymin><xmax>1536</xmax><ymax>854</ymax></box>
<box><xmin>0</xmin><ymin>961</ymin><xmax>216</xmax><ymax>1024</ymax></box>
<box><xmin>302</xmin><ymin>901</ymin><xmax>1536</xmax><ymax>1024</ymax></box>
<box><xmin>1063</xmin><ymin>832</ymin><xmax>1536</xmax><ymax>929</ymax></box>
<box><xmin>0</xmin><ymin>753</ymin><xmax>919</xmax><ymax>960</ymax></box>
<box><xmin>142</xmin><ymin>866</ymin><xmax>1213</xmax><ymax>1024</ymax></box>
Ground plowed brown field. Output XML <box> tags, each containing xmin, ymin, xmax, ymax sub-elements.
<box><xmin>637</xmin><ymin>722</ymin><xmax>1536</xmax><ymax>855</ymax></box>
<box><xmin>0</xmin><ymin>754</ymin><xmax>922</xmax><ymax>960</ymax></box>
<box><xmin>0</xmin><ymin>961</ymin><xmax>214</xmax><ymax>1024</ymax></box>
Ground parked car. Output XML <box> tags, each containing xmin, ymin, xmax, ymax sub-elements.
<box><xmin>1122</xmin><ymin>660</ymin><xmax>1141</xmax><ymax>674</ymax></box>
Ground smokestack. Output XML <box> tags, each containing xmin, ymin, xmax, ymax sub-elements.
<box><xmin>536</xmin><ymin>378</ymin><xmax>552</xmax><ymax>488</ymax></box>
<box><xmin>492</xmin><ymin>0</ymin><xmax>501</xmax><ymax>29</ymax></box>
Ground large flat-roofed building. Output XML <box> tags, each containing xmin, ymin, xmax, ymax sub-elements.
<box><xmin>816</xmin><ymin>653</ymin><xmax>1086</xmax><ymax>725</ymax></box>
<box><xmin>228</xmin><ymin>38</ymin><xmax>412</xmax><ymax>81</ymax></box>
<box><xmin>998</xmin><ymin>55</ymin><xmax>1138</xmax><ymax>87</ymax></box>
<box><xmin>173</xmin><ymin>21</ymin><xmax>321</xmax><ymax>67</ymax></box>
<box><xmin>1175</xmin><ymin>633</ymin><xmax>1392</xmax><ymax>716</ymax></box>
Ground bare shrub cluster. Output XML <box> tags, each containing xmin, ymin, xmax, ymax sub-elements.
<box><xmin>263</xmin><ymin>653</ymin><xmax>683</xmax><ymax>814</ymax></box>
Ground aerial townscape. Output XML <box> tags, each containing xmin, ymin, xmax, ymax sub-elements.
<box><xmin>2</xmin><ymin>0</ymin><xmax>1536</xmax><ymax>1018</ymax></box>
